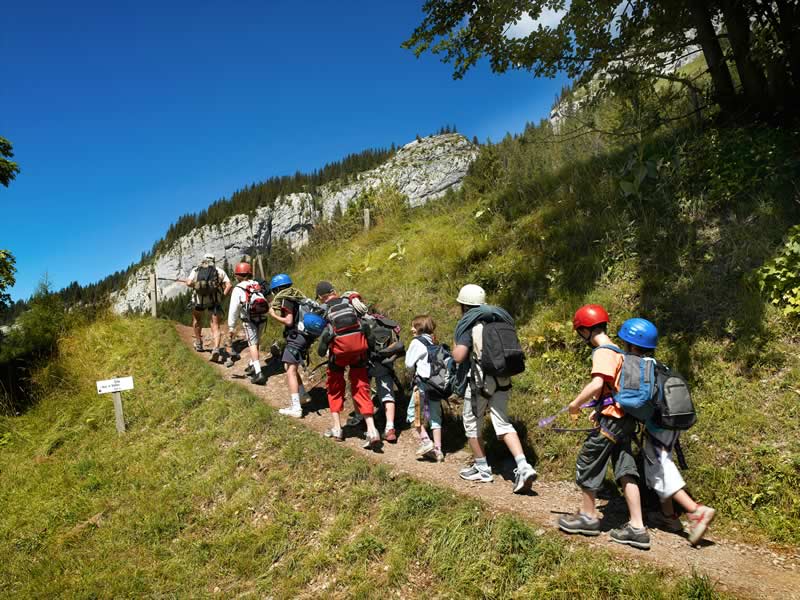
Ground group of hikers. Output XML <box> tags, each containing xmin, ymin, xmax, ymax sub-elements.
<box><xmin>180</xmin><ymin>253</ymin><xmax>716</xmax><ymax>551</ymax></box>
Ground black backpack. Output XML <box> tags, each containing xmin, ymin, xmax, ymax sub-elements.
<box><xmin>416</xmin><ymin>336</ymin><xmax>455</xmax><ymax>398</ymax></box>
<box><xmin>195</xmin><ymin>265</ymin><xmax>220</xmax><ymax>298</ymax></box>
<box><xmin>480</xmin><ymin>321</ymin><xmax>526</xmax><ymax>378</ymax></box>
<box><xmin>651</xmin><ymin>363</ymin><xmax>697</xmax><ymax>430</ymax></box>
<box><xmin>367</xmin><ymin>316</ymin><xmax>398</xmax><ymax>355</ymax></box>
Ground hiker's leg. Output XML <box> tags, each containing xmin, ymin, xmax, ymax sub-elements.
<box><xmin>463</xmin><ymin>396</ymin><xmax>486</xmax><ymax>458</ymax></box>
<box><xmin>581</xmin><ymin>488</ymin><xmax>597</xmax><ymax>518</ymax></box>
<box><xmin>285</xmin><ymin>363</ymin><xmax>300</xmax><ymax>395</ymax></box>
<box><xmin>375</xmin><ymin>375</ymin><xmax>395</xmax><ymax>430</ymax></box>
<box><xmin>575</xmin><ymin>429</ymin><xmax>614</xmax><ymax>519</ymax></box>
<box><xmin>248</xmin><ymin>344</ymin><xmax>259</xmax><ymax>363</ymax></box>
<box><xmin>327</xmin><ymin>364</ymin><xmax>345</xmax><ymax>431</ymax></box>
<box><xmin>210</xmin><ymin>311</ymin><xmax>221</xmax><ymax>349</ymax></box>
<box><xmin>620</xmin><ymin>475</ymin><xmax>645</xmax><ymax>529</ymax></box>
<box><xmin>428</xmin><ymin>399</ymin><xmax>443</xmax><ymax>448</ymax></box>
<box><xmin>671</xmin><ymin>489</ymin><xmax>698</xmax><ymax>514</ymax></box>
<box><xmin>192</xmin><ymin>309</ymin><xmax>203</xmax><ymax>343</ymax></box>
<box><xmin>242</xmin><ymin>322</ymin><xmax>260</xmax><ymax>363</ymax></box>
<box><xmin>350</xmin><ymin>366</ymin><xmax>378</xmax><ymax>437</ymax></box>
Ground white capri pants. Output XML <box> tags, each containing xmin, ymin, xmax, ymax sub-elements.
<box><xmin>643</xmin><ymin>436</ymin><xmax>686</xmax><ymax>500</ymax></box>
<box><xmin>462</xmin><ymin>389</ymin><xmax>516</xmax><ymax>439</ymax></box>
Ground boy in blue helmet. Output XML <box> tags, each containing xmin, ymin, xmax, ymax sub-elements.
<box><xmin>267</xmin><ymin>273</ymin><xmax>310</xmax><ymax>417</ymax></box>
<box><xmin>618</xmin><ymin>317</ymin><xmax>716</xmax><ymax>546</ymax></box>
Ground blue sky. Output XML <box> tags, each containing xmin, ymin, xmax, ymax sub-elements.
<box><xmin>2</xmin><ymin>1</ymin><xmax>568</xmax><ymax>302</ymax></box>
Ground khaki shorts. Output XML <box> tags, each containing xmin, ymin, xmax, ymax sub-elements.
<box><xmin>462</xmin><ymin>389</ymin><xmax>516</xmax><ymax>439</ymax></box>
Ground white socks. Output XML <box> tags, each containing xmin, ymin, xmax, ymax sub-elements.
<box><xmin>475</xmin><ymin>457</ymin><xmax>490</xmax><ymax>471</ymax></box>
<box><xmin>290</xmin><ymin>393</ymin><xmax>301</xmax><ymax>410</ymax></box>
<box><xmin>251</xmin><ymin>360</ymin><xmax>262</xmax><ymax>375</ymax></box>
<box><xmin>514</xmin><ymin>454</ymin><xmax>530</xmax><ymax>469</ymax></box>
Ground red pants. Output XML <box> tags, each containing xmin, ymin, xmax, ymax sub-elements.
<box><xmin>327</xmin><ymin>363</ymin><xmax>373</xmax><ymax>416</ymax></box>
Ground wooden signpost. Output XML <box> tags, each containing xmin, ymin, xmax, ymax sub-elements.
<box><xmin>96</xmin><ymin>376</ymin><xmax>134</xmax><ymax>434</ymax></box>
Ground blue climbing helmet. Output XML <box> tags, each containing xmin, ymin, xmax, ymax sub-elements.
<box><xmin>301</xmin><ymin>313</ymin><xmax>327</xmax><ymax>337</ymax></box>
<box><xmin>617</xmin><ymin>317</ymin><xmax>658</xmax><ymax>349</ymax></box>
<box><xmin>269</xmin><ymin>273</ymin><xmax>292</xmax><ymax>291</ymax></box>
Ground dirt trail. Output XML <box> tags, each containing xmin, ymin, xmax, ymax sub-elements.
<box><xmin>178</xmin><ymin>325</ymin><xmax>800</xmax><ymax>599</ymax></box>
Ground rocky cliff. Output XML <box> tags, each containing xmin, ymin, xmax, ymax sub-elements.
<box><xmin>110</xmin><ymin>133</ymin><xmax>478</xmax><ymax>313</ymax></box>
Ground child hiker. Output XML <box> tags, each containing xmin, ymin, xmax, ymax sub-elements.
<box><xmin>266</xmin><ymin>273</ymin><xmax>311</xmax><ymax>416</ymax></box>
<box><xmin>558</xmin><ymin>304</ymin><xmax>650</xmax><ymax>550</ymax></box>
<box><xmin>617</xmin><ymin>317</ymin><xmax>716</xmax><ymax>546</ymax></box>
<box><xmin>227</xmin><ymin>262</ymin><xmax>269</xmax><ymax>384</ymax></box>
<box><xmin>405</xmin><ymin>315</ymin><xmax>444</xmax><ymax>461</ymax></box>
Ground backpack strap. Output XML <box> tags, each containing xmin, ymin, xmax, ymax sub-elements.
<box><xmin>593</xmin><ymin>343</ymin><xmax>623</xmax><ymax>355</ymax></box>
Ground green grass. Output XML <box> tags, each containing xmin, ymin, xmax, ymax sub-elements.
<box><xmin>0</xmin><ymin>317</ymin><xmax>724</xmax><ymax>598</ymax></box>
<box><xmin>284</xmin><ymin>121</ymin><xmax>800</xmax><ymax>547</ymax></box>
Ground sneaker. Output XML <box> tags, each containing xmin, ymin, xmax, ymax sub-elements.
<box><xmin>193</xmin><ymin>341</ymin><xmax>204</xmax><ymax>352</ymax></box>
<box><xmin>383</xmin><ymin>428</ymin><xmax>397</xmax><ymax>443</ymax></box>
<box><xmin>687</xmin><ymin>505</ymin><xmax>716</xmax><ymax>546</ymax></box>
<box><xmin>250</xmin><ymin>372</ymin><xmax>267</xmax><ymax>385</ymax></box>
<box><xmin>224</xmin><ymin>356</ymin><xmax>235</xmax><ymax>368</ymax></box>
<box><xmin>648</xmin><ymin>511</ymin><xmax>684</xmax><ymax>533</ymax></box>
<box><xmin>415</xmin><ymin>439</ymin><xmax>435</xmax><ymax>458</ymax></box>
<box><xmin>512</xmin><ymin>464</ymin><xmax>537</xmax><ymax>494</ymax></box>
<box><xmin>459</xmin><ymin>464</ymin><xmax>494</xmax><ymax>483</ymax></box>
<box><xmin>558</xmin><ymin>512</ymin><xmax>601</xmax><ymax>536</ymax></box>
<box><xmin>610</xmin><ymin>523</ymin><xmax>651</xmax><ymax>550</ymax></box>
<box><xmin>278</xmin><ymin>406</ymin><xmax>303</xmax><ymax>418</ymax></box>
<box><xmin>362</xmin><ymin>432</ymin><xmax>382</xmax><ymax>451</ymax></box>
<box><xmin>433</xmin><ymin>448</ymin><xmax>445</xmax><ymax>463</ymax></box>
<box><xmin>210</xmin><ymin>348</ymin><xmax>221</xmax><ymax>362</ymax></box>
<box><xmin>323</xmin><ymin>428</ymin><xmax>345</xmax><ymax>441</ymax></box>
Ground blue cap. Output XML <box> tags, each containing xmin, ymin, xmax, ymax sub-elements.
<box><xmin>617</xmin><ymin>318</ymin><xmax>658</xmax><ymax>349</ymax></box>
<box><xmin>269</xmin><ymin>273</ymin><xmax>292</xmax><ymax>291</ymax></box>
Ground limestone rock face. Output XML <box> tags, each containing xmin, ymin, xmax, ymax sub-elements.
<box><xmin>111</xmin><ymin>134</ymin><xmax>477</xmax><ymax>313</ymax></box>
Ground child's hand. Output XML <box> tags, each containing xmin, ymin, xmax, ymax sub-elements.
<box><xmin>568</xmin><ymin>402</ymin><xmax>581</xmax><ymax>421</ymax></box>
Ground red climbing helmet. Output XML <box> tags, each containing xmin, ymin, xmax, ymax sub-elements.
<box><xmin>234</xmin><ymin>262</ymin><xmax>252</xmax><ymax>276</ymax></box>
<box><xmin>573</xmin><ymin>304</ymin><xmax>610</xmax><ymax>330</ymax></box>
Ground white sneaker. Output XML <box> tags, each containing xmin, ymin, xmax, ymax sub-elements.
<box><xmin>278</xmin><ymin>406</ymin><xmax>303</xmax><ymax>418</ymax></box>
<box><xmin>459</xmin><ymin>464</ymin><xmax>493</xmax><ymax>483</ymax></box>
<box><xmin>512</xmin><ymin>464</ymin><xmax>537</xmax><ymax>494</ymax></box>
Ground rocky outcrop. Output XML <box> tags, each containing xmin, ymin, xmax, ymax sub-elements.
<box><xmin>110</xmin><ymin>133</ymin><xmax>478</xmax><ymax>313</ymax></box>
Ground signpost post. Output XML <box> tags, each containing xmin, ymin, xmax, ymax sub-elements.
<box><xmin>96</xmin><ymin>376</ymin><xmax>134</xmax><ymax>434</ymax></box>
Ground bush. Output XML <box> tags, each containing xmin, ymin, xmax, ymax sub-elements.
<box><xmin>756</xmin><ymin>224</ymin><xmax>800</xmax><ymax>317</ymax></box>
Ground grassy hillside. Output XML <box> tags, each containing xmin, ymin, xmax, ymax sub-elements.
<box><xmin>0</xmin><ymin>318</ymin><xmax>719</xmax><ymax>598</ymax></box>
<box><xmin>282</xmin><ymin>122</ymin><xmax>800</xmax><ymax>546</ymax></box>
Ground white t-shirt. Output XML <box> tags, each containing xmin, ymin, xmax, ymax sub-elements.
<box><xmin>227</xmin><ymin>279</ymin><xmax>257</xmax><ymax>328</ymax></box>
<box><xmin>405</xmin><ymin>334</ymin><xmax>432</xmax><ymax>379</ymax></box>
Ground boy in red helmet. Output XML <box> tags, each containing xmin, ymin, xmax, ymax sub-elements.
<box><xmin>557</xmin><ymin>304</ymin><xmax>650</xmax><ymax>550</ymax></box>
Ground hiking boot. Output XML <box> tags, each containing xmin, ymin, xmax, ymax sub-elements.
<box><xmin>278</xmin><ymin>406</ymin><xmax>303</xmax><ymax>418</ymax></box>
<box><xmin>210</xmin><ymin>348</ymin><xmax>221</xmax><ymax>362</ymax></box>
<box><xmin>323</xmin><ymin>428</ymin><xmax>345</xmax><ymax>441</ymax></box>
<box><xmin>610</xmin><ymin>523</ymin><xmax>651</xmax><ymax>550</ymax></box>
<box><xmin>250</xmin><ymin>372</ymin><xmax>268</xmax><ymax>385</ymax></box>
<box><xmin>415</xmin><ymin>439</ymin><xmax>435</xmax><ymax>458</ymax></box>
<box><xmin>383</xmin><ymin>428</ymin><xmax>397</xmax><ymax>443</ymax></box>
<box><xmin>512</xmin><ymin>464</ymin><xmax>537</xmax><ymax>494</ymax></box>
<box><xmin>193</xmin><ymin>341</ymin><xmax>204</xmax><ymax>352</ymax></box>
<box><xmin>459</xmin><ymin>464</ymin><xmax>494</xmax><ymax>483</ymax></box>
<box><xmin>558</xmin><ymin>513</ymin><xmax>601</xmax><ymax>536</ymax></box>
<box><xmin>648</xmin><ymin>511</ymin><xmax>684</xmax><ymax>533</ymax></box>
<box><xmin>362</xmin><ymin>432</ymin><xmax>382</xmax><ymax>451</ymax></box>
<box><xmin>687</xmin><ymin>505</ymin><xmax>716</xmax><ymax>546</ymax></box>
<box><xmin>433</xmin><ymin>448</ymin><xmax>445</xmax><ymax>463</ymax></box>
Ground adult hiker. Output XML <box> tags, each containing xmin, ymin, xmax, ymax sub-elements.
<box><xmin>267</xmin><ymin>273</ymin><xmax>313</xmax><ymax>415</ymax></box>
<box><xmin>227</xmin><ymin>261</ymin><xmax>270</xmax><ymax>385</ymax></box>
<box><xmin>179</xmin><ymin>252</ymin><xmax>232</xmax><ymax>362</ymax></box>
<box><xmin>452</xmin><ymin>284</ymin><xmax>537</xmax><ymax>494</ymax></box>
<box><xmin>315</xmin><ymin>281</ymin><xmax>382</xmax><ymax>450</ymax></box>
<box><xmin>347</xmin><ymin>293</ymin><xmax>405</xmax><ymax>443</ymax></box>
<box><xmin>557</xmin><ymin>305</ymin><xmax>649</xmax><ymax>550</ymax></box>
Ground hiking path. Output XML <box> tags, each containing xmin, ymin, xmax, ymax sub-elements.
<box><xmin>178</xmin><ymin>325</ymin><xmax>800</xmax><ymax>599</ymax></box>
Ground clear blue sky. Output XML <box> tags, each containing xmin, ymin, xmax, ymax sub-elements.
<box><xmin>2</xmin><ymin>0</ymin><xmax>568</xmax><ymax>302</ymax></box>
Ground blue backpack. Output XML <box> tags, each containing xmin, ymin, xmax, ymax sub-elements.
<box><xmin>594</xmin><ymin>344</ymin><xmax>655</xmax><ymax>421</ymax></box>
<box><xmin>416</xmin><ymin>336</ymin><xmax>456</xmax><ymax>398</ymax></box>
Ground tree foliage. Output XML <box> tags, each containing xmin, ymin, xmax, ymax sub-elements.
<box><xmin>0</xmin><ymin>250</ymin><xmax>16</xmax><ymax>313</ymax></box>
<box><xmin>404</xmin><ymin>0</ymin><xmax>800</xmax><ymax>120</ymax></box>
<box><xmin>0</xmin><ymin>136</ymin><xmax>20</xmax><ymax>188</ymax></box>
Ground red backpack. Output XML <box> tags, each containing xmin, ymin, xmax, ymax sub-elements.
<box><xmin>238</xmin><ymin>282</ymin><xmax>269</xmax><ymax>323</ymax></box>
<box><xmin>326</xmin><ymin>297</ymin><xmax>368</xmax><ymax>363</ymax></box>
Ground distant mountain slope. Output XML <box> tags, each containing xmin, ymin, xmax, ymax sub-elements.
<box><xmin>111</xmin><ymin>133</ymin><xmax>478</xmax><ymax>313</ymax></box>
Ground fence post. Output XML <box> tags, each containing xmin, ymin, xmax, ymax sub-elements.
<box><xmin>363</xmin><ymin>208</ymin><xmax>370</xmax><ymax>232</ymax></box>
<box><xmin>256</xmin><ymin>253</ymin><xmax>266</xmax><ymax>280</ymax></box>
<box><xmin>149</xmin><ymin>269</ymin><xmax>158</xmax><ymax>318</ymax></box>
<box><xmin>112</xmin><ymin>391</ymin><xmax>126</xmax><ymax>434</ymax></box>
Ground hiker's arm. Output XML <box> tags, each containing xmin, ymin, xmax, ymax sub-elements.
<box><xmin>379</xmin><ymin>340</ymin><xmax>405</xmax><ymax>358</ymax></box>
<box><xmin>222</xmin><ymin>281</ymin><xmax>233</xmax><ymax>296</ymax></box>
<box><xmin>452</xmin><ymin>343</ymin><xmax>470</xmax><ymax>364</ymax></box>
<box><xmin>268</xmin><ymin>306</ymin><xmax>293</xmax><ymax>326</ymax></box>
<box><xmin>568</xmin><ymin>376</ymin><xmax>604</xmax><ymax>415</ymax></box>
<box><xmin>317</xmin><ymin>326</ymin><xmax>333</xmax><ymax>357</ymax></box>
